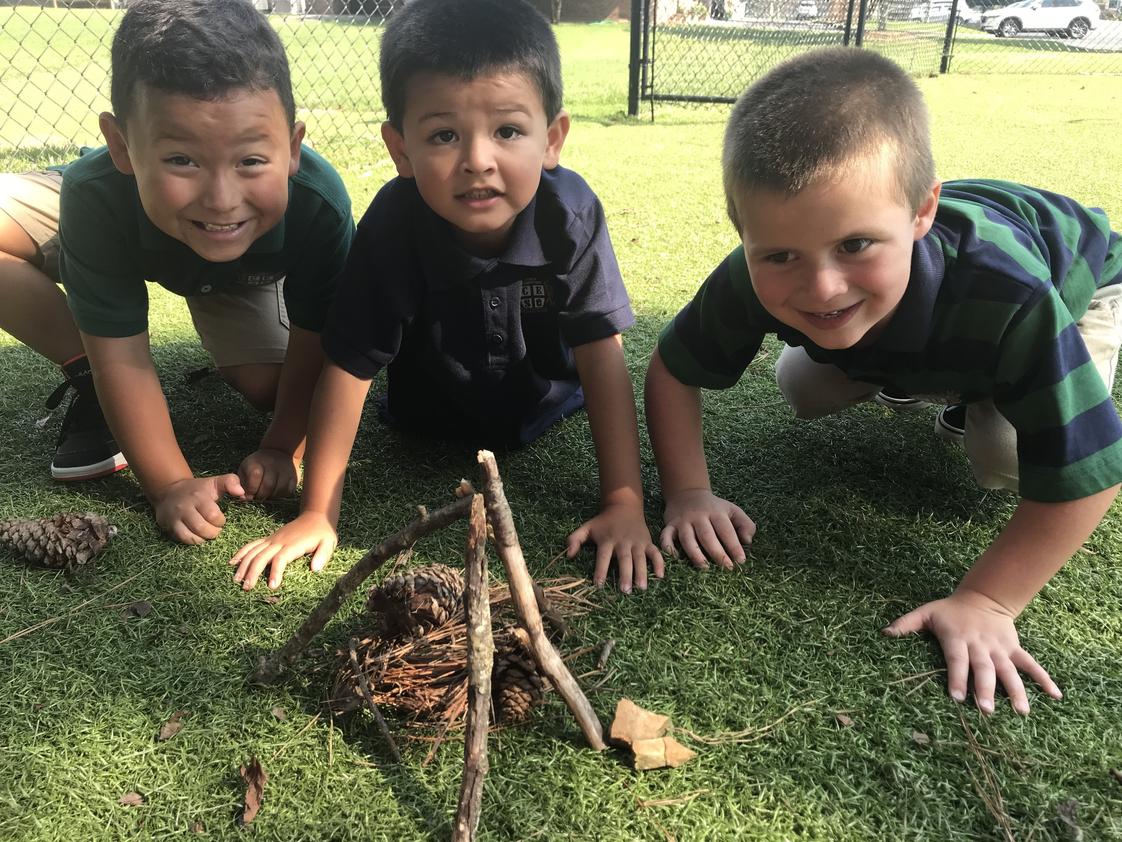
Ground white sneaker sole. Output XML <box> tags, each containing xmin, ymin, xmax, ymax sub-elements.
<box><xmin>874</xmin><ymin>392</ymin><xmax>930</xmax><ymax>411</ymax></box>
<box><xmin>933</xmin><ymin>413</ymin><xmax>965</xmax><ymax>443</ymax></box>
<box><xmin>51</xmin><ymin>453</ymin><xmax>129</xmax><ymax>481</ymax></box>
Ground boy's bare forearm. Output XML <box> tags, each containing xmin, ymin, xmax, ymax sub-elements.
<box><xmin>81</xmin><ymin>331</ymin><xmax>193</xmax><ymax>496</ymax></box>
<box><xmin>958</xmin><ymin>484</ymin><xmax>1120</xmax><ymax>614</ymax></box>
<box><xmin>297</xmin><ymin>362</ymin><xmax>372</xmax><ymax>524</ymax></box>
<box><xmin>573</xmin><ymin>335</ymin><xmax>644</xmax><ymax>508</ymax></box>
<box><xmin>257</xmin><ymin>325</ymin><xmax>324</xmax><ymax>456</ymax></box>
<box><xmin>644</xmin><ymin>348</ymin><xmax>710</xmax><ymax>497</ymax></box>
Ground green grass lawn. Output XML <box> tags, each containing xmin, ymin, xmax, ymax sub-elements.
<box><xmin>3</xmin><ymin>14</ymin><xmax>1122</xmax><ymax>842</ymax></box>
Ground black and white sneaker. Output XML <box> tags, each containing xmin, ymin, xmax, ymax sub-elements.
<box><xmin>44</xmin><ymin>358</ymin><xmax>128</xmax><ymax>481</ymax></box>
<box><xmin>874</xmin><ymin>388</ymin><xmax>930</xmax><ymax>411</ymax></box>
<box><xmin>934</xmin><ymin>404</ymin><xmax>967</xmax><ymax>443</ymax></box>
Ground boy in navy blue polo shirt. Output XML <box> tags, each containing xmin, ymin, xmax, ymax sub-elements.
<box><xmin>646</xmin><ymin>49</ymin><xmax>1122</xmax><ymax>715</ymax></box>
<box><xmin>231</xmin><ymin>0</ymin><xmax>661</xmax><ymax>593</ymax></box>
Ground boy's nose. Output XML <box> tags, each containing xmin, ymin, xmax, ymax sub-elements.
<box><xmin>461</xmin><ymin>137</ymin><xmax>496</xmax><ymax>174</ymax></box>
<box><xmin>199</xmin><ymin>172</ymin><xmax>239</xmax><ymax>213</ymax></box>
<box><xmin>805</xmin><ymin>263</ymin><xmax>848</xmax><ymax>301</ymax></box>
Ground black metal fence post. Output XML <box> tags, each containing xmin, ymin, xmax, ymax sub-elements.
<box><xmin>853</xmin><ymin>0</ymin><xmax>870</xmax><ymax>46</ymax></box>
<box><xmin>628</xmin><ymin>0</ymin><xmax>644</xmax><ymax>116</ymax></box>
<box><xmin>940</xmin><ymin>0</ymin><xmax>960</xmax><ymax>73</ymax></box>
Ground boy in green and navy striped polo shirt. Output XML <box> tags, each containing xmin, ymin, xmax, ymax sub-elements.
<box><xmin>645</xmin><ymin>48</ymin><xmax>1122</xmax><ymax>716</ymax></box>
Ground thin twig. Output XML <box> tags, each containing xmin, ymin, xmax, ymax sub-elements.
<box><xmin>0</xmin><ymin>571</ymin><xmax>142</xmax><ymax>645</ymax></box>
<box><xmin>477</xmin><ymin>450</ymin><xmax>606</xmax><ymax>751</ymax></box>
<box><xmin>453</xmin><ymin>494</ymin><xmax>493</xmax><ymax>842</ymax></box>
<box><xmin>637</xmin><ymin>789</ymin><xmax>710</xmax><ymax>808</ymax></box>
<box><xmin>676</xmin><ymin>698</ymin><xmax>822</xmax><ymax>745</ymax></box>
<box><xmin>250</xmin><ymin>494</ymin><xmax>473</xmax><ymax>685</ymax></box>
<box><xmin>268</xmin><ymin>712</ymin><xmax>321</xmax><ymax>763</ymax></box>
<box><xmin>886</xmin><ymin>668</ymin><xmax>945</xmax><ymax>686</ymax></box>
<box><xmin>958</xmin><ymin>707</ymin><xmax>1016</xmax><ymax>842</ymax></box>
<box><xmin>349</xmin><ymin>639</ymin><xmax>402</xmax><ymax>762</ymax></box>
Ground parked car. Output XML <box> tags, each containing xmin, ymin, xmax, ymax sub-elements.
<box><xmin>908</xmin><ymin>0</ymin><xmax>982</xmax><ymax>22</ymax></box>
<box><xmin>980</xmin><ymin>0</ymin><xmax>1100</xmax><ymax>37</ymax></box>
<box><xmin>795</xmin><ymin>0</ymin><xmax>818</xmax><ymax>17</ymax></box>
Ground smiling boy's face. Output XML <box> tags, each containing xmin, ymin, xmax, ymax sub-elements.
<box><xmin>381</xmin><ymin>70</ymin><xmax>569</xmax><ymax>257</ymax></box>
<box><xmin>100</xmin><ymin>84</ymin><xmax>304</xmax><ymax>263</ymax></box>
<box><xmin>734</xmin><ymin>147</ymin><xmax>940</xmax><ymax>350</ymax></box>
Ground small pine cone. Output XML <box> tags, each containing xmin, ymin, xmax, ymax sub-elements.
<box><xmin>366</xmin><ymin>563</ymin><xmax>465</xmax><ymax>638</ymax></box>
<box><xmin>492</xmin><ymin>644</ymin><xmax>544</xmax><ymax>723</ymax></box>
<box><xmin>0</xmin><ymin>512</ymin><xmax>116</xmax><ymax>573</ymax></box>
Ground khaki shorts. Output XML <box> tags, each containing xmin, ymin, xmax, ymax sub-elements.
<box><xmin>774</xmin><ymin>282</ymin><xmax>1122</xmax><ymax>493</ymax></box>
<box><xmin>0</xmin><ymin>170</ymin><xmax>290</xmax><ymax>368</ymax></box>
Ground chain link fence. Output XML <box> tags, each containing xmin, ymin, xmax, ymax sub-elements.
<box><xmin>627</xmin><ymin>0</ymin><xmax>1122</xmax><ymax>111</ymax></box>
<box><xmin>3</xmin><ymin>0</ymin><xmax>1120</xmax><ymax>166</ymax></box>
<box><xmin>0</xmin><ymin>0</ymin><xmax>401</xmax><ymax>170</ymax></box>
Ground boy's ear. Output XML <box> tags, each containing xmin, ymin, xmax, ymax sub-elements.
<box><xmin>288</xmin><ymin>121</ymin><xmax>306</xmax><ymax>177</ymax></box>
<box><xmin>543</xmin><ymin>109</ymin><xmax>570</xmax><ymax>171</ymax></box>
<box><xmin>912</xmin><ymin>179</ymin><xmax>942</xmax><ymax>240</ymax></box>
<box><xmin>98</xmin><ymin>112</ymin><xmax>134</xmax><ymax>175</ymax></box>
<box><xmin>380</xmin><ymin>122</ymin><xmax>414</xmax><ymax>178</ymax></box>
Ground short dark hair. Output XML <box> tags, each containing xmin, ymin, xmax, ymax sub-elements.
<box><xmin>380</xmin><ymin>0</ymin><xmax>563</xmax><ymax>131</ymax></box>
<box><xmin>110</xmin><ymin>0</ymin><xmax>296</xmax><ymax>129</ymax></box>
<box><xmin>722</xmin><ymin>48</ymin><xmax>935</xmax><ymax>226</ymax></box>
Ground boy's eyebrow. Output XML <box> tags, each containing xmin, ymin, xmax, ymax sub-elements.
<box><xmin>415</xmin><ymin>105</ymin><xmax>535</xmax><ymax>122</ymax></box>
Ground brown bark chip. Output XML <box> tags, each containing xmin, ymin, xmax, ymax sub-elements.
<box><xmin>157</xmin><ymin>710</ymin><xmax>189</xmax><ymax>741</ymax></box>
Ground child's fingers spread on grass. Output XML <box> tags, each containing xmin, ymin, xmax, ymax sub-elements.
<box><xmin>712</xmin><ymin>518</ymin><xmax>747</xmax><ymax>565</ymax></box>
<box><xmin>565</xmin><ymin>524</ymin><xmax>590</xmax><ymax>559</ymax></box>
<box><xmin>996</xmin><ymin>661</ymin><xmax>1030</xmax><ymax>715</ymax></box>
<box><xmin>267</xmin><ymin>557</ymin><xmax>288</xmax><ymax>589</ymax></box>
<box><xmin>943</xmin><ymin>638</ymin><xmax>970</xmax><ymax>702</ymax></box>
<box><xmin>310</xmin><ymin>541</ymin><xmax>334</xmax><ymax>573</ymax></box>
<box><xmin>603</xmin><ymin>546</ymin><xmax>630</xmax><ymax>593</ymax></box>
<box><xmin>229</xmin><ymin>538</ymin><xmax>266</xmax><ymax>565</ymax></box>
<box><xmin>646</xmin><ymin>545</ymin><xmax>665</xmax><ymax>581</ymax></box>
<box><xmin>970</xmin><ymin>654</ymin><xmax>997</xmax><ymax>713</ymax></box>
<box><xmin>1012</xmin><ymin>649</ymin><xmax>1062</xmax><ymax>699</ymax></box>
<box><xmin>658</xmin><ymin>525</ymin><xmax>680</xmax><ymax>559</ymax></box>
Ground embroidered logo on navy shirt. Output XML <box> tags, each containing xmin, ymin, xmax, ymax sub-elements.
<box><xmin>239</xmin><ymin>272</ymin><xmax>285</xmax><ymax>287</ymax></box>
<box><xmin>520</xmin><ymin>281</ymin><xmax>551</xmax><ymax>312</ymax></box>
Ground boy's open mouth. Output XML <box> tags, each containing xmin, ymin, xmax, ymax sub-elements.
<box><xmin>804</xmin><ymin>302</ymin><xmax>858</xmax><ymax>319</ymax></box>
<box><xmin>458</xmin><ymin>188</ymin><xmax>501</xmax><ymax>201</ymax></box>
<box><xmin>194</xmin><ymin>221</ymin><xmax>245</xmax><ymax>233</ymax></box>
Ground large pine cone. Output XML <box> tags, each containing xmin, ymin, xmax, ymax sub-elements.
<box><xmin>366</xmin><ymin>563</ymin><xmax>465</xmax><ymax>638</ymax></box>
<box><xmin>492</xmin><ymin>642</ymin><xmax>545</xmax><ymax>723</ymax></box>
<box><xmin>0</xmin><ymin>512</ymin><xmax>115</xmax><ymax>572</ymax></box>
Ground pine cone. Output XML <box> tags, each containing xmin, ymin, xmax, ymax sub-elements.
<box><xmin>366</xmin><ymin>563</ymin><xmax>465</xmax><ymax>638</ymax></box>
<box><xmin>0</xmin><ymin>512</ymin><xmax>116</xmax><ymax>572</ymax></box>
<box><xmin>492</xmin><ymin>642</ymin><xmax>544</xmax><ymax>722</ymax></box>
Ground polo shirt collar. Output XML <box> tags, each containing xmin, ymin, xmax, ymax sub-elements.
<box><xmin>134</xmin><ymin>183</ymin><xmax>287</xmax><ymax>255</ymax></box>
<box><xmin>865</xmin><ymin>234</ymin><xmax>945</xmax><ymax>352</ymax></box>
<box><xmin>421</xmin><ymin>194</ymin><xmax>548</xmax><ymax>289</ymax></box>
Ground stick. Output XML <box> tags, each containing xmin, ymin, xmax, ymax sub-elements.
<box><xmin>0</xmin><ymin>571</ymin><xmax>142</xmax><ymax>645</ymax></box>
<box><xmin>453</xmin><ymin>494</ymin><xmax>493</xmax><ymax>842</ymax></box>
<box><xmin>348</xmin><ymin>639</ymin><xmax>402</xmax><ymax>763</ymax></box>
<box><xmin>476</xmin><ymin>450</ymin><xmax>606</xmax><ymax>751</ymax></box>
<box><xmin>250</xmin><ymin>495</ymin><xmax>473</xmax><ymax>685</ymax></box>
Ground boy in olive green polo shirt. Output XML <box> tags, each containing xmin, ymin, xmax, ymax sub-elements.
<box><xmin>0</xmin><ymin>0</ymin><xmax>354</xmax><ymax>545</ymax></box>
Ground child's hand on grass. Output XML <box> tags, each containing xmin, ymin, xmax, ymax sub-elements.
<box><xmin>238</xmin><ymin>448</ymin><xmax>301</xmax><ymax>501</ymax></box>
<box><xmin>153</xmin><ymin>474</ymin><xmax>246</xmax><ymax>545</ymax></box>
<box><xmin>660</xmin><ymin>489</ymin><xmax>756</xmax><ymax>571</ymax></box>
<box><xmin>566</xmin><ymin>503</ymin><xmax>663</xmax><ymax>593</ymax></box>
<box><xmin>229</xmin><ymin>511</ymin><xmax>337</xmax><ymax>591</ymax></box>
<box><xmin>883</xmin><ymin>588</ymin><xmax>1062</xmax><ymax>715</ymax></box>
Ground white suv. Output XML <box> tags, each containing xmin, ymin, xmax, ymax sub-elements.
<box><xmin>980</xmin><ymin>0</ymin><xmax>1100</xmax><ymax>37</ymax></box>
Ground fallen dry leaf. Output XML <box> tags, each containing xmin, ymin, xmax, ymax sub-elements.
<box><xmin>911</xmin><ymin>730</ymin><xmax>931</xmax><ymax>746</ymax></box>
<box><xmin>271</xmin><ymin>706</ymin><xmax>288</xmax><ymax>721</ymax></box>
<box><xmin>191</xmin><ymin>821</ymin><xmax>205</xmax><ymax>834</ymax></box>
<box><xmin>834</xmin><ymin>713</ymin><xmax>855</xmax><ymax>728</ymax></box>
<box><xmin>119</xmin><ymin>791</ymin><xmax>144</xmax><ymax>807</ymax></box>
<box><xmin>157</xmin><ymin>710</ymin><xmax>189</xmax><ymax>742</ymax></box>
<box><xmin>1111</xmin><ymin>768</ymin><xmax>1122</xmax><ymax>785</ymax></box>
<box><xmin>261</xmin><ymin>595</ymin><xmax>281</xmax><ymax>605</ymax></box>
<box><xmin>238</xmin><ymin>757</ymin><xmax>267</xmax><ymax>825</ymax></box>
<box><xmin>610</xmin><ymin>698</ymin><xmax>670</xmax><ymax>748</ymax></box>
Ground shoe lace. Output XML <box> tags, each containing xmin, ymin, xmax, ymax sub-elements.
<box><xmin>39</xmin><ymin>377</ymin><xmax>104</xmax><ymax>446</ymax></box>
